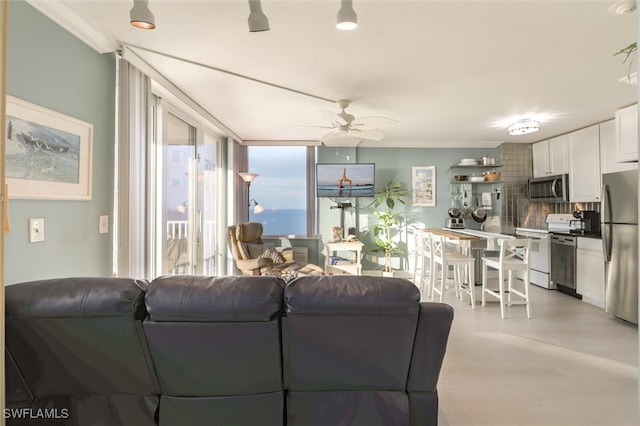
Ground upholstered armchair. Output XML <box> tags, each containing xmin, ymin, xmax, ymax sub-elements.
<box><xmin>227</xmin><ymin>222</ymin><xmax>323</xmax><ymax>278</ymax></box>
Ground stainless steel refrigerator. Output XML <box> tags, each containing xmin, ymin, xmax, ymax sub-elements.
<box><xmin>601</xmin><ymin>170</ymin><xmax>638</xmax><ymax>324</ymax></box>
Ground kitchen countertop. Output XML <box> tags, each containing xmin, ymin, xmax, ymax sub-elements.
<box><xmin>423</xmin><ymin>228</ymin><xmax>484</xmax><ymax>240</ymax></box>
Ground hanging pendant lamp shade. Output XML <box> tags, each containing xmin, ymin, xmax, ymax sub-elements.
<box><xmin>337</xmin><ymin>0</ymin><xmax>358</xmax><ymax>30</ymax></box>
<box><xmin>130</xmin><ymin>0</ymin><xmax>156</xmax><ymax>29</ymax></box>
<box><xmin>248</xmin><ymin>0</ymin><xmax>270</xmax><ymax>32</ymax></box>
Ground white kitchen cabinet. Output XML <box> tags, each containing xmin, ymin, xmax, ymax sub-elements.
<box><xmin>600</xmin><ymin>119</ymin><xmax>638</xmax><ymax>174</ymax></box>
<box><xmin>568</xmin><ymin>125</ymin><xmax>601</xmax><ymax>202</ymax></box>
<box><xmin>615</xmin><ymin>103</ymin><xmax>638</xmax><ymax>162</ymax></box>
<box><xmin>576</xmin><ymin>237</ymin><xmax>604</xmax><ymax>309</ymax></box>
<box><xmin>532</xmin><ymin>135</ymin><xmax>568</xmax><ymax>178</ymax></box>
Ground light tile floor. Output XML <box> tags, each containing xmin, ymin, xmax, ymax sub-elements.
<box><xmin>433</xmin><ymin>284</ymin><xmax>638</xmax><ymax>426</ymax></box>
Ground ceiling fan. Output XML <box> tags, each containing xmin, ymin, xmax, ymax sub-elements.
<box><xmin>316</xmin><ymin>99</ymin><xmax>398</xmax><ymax>146</ymax></box>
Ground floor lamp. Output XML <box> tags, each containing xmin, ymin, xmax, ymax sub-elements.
<box><xmin>239</xmin><ymin>172</ymin><xmax>265</xmax><ymax>222</ymax></box>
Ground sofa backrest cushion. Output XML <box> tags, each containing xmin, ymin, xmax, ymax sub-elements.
<box><xmin>284</xmin><ymin>275</ymin><xmax>420</xmax><ymax>315</ymax></box>
<box><xmin>145</xmin><ymin>275</ymin><xmax>284</xmax><ymax>322</ymax></box>
<box><xmin>5</xmin><ymin>277</ymin><xmax>149</xmax><ymax>319</ymax></box>
<box><xmin>143</xmin><ymin>275</ymin><xmax>285</xmax><ymax>397</ymax></box>
<box><xmin>283</xmin><ymin>276</ymin><xmax>420</xmax><ymax>391</ymax></box>
<box><xmin>5</xmin><ymin>278</ymin><xmax>159</xmax><ymax>397</ymax></box>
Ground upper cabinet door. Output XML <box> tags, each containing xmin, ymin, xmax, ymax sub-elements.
<box><xmin>615</xmin><ymin>104</ymin><xmax>638</xmax><ymax>162</ymax></box>
<box><xmin>600</xmin><ymin>119</ymin><xmax>637</xmax><ymax>174</ymax></box>
<box><xmin>532</xmin><ymin>137</ymin><xmax>567</xmax><ymax>178</ymax></box>
<box><xmin>548</xmin><ymin>135</ymin><xmax>568</xmax><ymax>175</ymax></box>
<box><xmin>532</xmin><ymin>140</ymin><xmax>550</xmax><ymax>178</ymax></box>
<box><xmin>568</xmin><ymin>125</ymin><xmax>601</xmax><ymax>202</ymax></box>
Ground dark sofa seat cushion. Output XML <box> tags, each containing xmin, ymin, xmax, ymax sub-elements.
<box><xmin>287</xmin><ymin>391</ymin><xmax>409</xmax><ymax>426</ymax></box>
<box><xmin>145</xmin><ymin>275</ymin><xmax>284</xmax><ymax>322</ymax></box>
<box><xmin>158</xmin><ymin>393</ymin><xmax>283</xmax><ymax>426</ymax></box>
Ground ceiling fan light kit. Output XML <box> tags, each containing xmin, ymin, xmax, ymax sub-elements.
<box><xmin>130</xmin><ymin>0</ymin><xmax>156</xmax><ymax>29</ymax></box>
<box><xmin>337</xmin><ymin>0</ymin><xmax>358</xmax><ymax>30</ymax></box>
<box><xmin>248</xmin><ymin>0</ymin><xmax>270</xmax><ymax>32</ymax></box>
<box><xmin>507</xmin><ymin>118</ymin><xmax>540</xmax><ymax>136</ymax></box>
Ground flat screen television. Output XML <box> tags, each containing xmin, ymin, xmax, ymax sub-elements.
<box><xmin>316</xmin><ymin>163</ymin><xmax>376</xmax><ymax>198</ymax></box>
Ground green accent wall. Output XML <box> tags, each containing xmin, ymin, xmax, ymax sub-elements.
<box><xmin>5</xmin><ymin>1</ymin><xmax>115</xmax><ymax>284</ymax></box>
<box><xmin>317</xmin><ymin>146</ymin><xmax>501</xmax><ymax>271</ymax></box>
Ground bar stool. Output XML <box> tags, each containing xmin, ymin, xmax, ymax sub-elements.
<box><xmin>412</xmin><ymin>229</ymin><xmax>433</xmax><ymax>299</ymax></box>
<box><xmin>412</xmin><ymin>229</ymin><xmax>425</xmax><ymax>286</ymax></box>
<box><xmin>430</xmin><ymin>234</ymin><xmax>476</xmax><ymax>308</ymax></box>
<box><xmin>481</xmin><ymin>238</ymin><xmax>531</xmax><ymax>319</ymax></box>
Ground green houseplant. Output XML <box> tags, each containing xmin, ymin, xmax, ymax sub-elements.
<box><xmin>365</xmin><ymin>180</ymin><xmax>410</xmax><ymax>275</ymax></box>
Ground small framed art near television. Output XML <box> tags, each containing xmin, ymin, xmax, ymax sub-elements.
<box><xmin>316</xmin><ymin>163</ymin><xmax>375</xmax><ymax>198</ymax></box>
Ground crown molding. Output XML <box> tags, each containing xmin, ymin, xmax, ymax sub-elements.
<box><xmin>25</xmin><ymin>0</ymin><xmax>117</xmax><ymax>53</ymax></box>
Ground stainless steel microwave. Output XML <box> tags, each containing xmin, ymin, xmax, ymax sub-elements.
<box><xmin>528</xmin><ymin>175</ymin><xmax>569</xmax><ymax>202</ymax></box>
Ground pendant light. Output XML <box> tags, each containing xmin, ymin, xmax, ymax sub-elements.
<box><xmin>248</xmin><ymin>0</ymin><xmax>270</xmax><ymax>32</ymax></box>
<box><xmin>336</xmin><ymin>0</ymin><xmax>358</xmax><ymax>31</ymax></box>
<box><xmin>130</xmin><ymin>0</ymin><xmax>156</xmax><ymax>29</ymax></box>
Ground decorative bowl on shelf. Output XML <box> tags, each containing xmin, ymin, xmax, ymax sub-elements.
<box><xmin>454</xmin><ymin>175</ymin><xmax>468</xmax><ymax>181</ymax></box>
<box><xmin>483</xmin><ymin>171</ymin><xmax>500</xmax><ymax>182</ymax></box>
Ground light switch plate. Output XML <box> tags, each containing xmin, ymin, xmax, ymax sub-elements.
<box><xmin>99</xmin><ymin>215</ymin><xmax>109</xmax><ymax>234</ymax></box>
<box><xmin>29</xmin><ymin>218</ymin><xmax>44</xmax><ymax>243</ymax></box>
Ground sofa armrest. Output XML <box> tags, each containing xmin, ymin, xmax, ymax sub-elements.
<box><xmin>407</xmin><ymin>302</ymin><xmax>454</xmax><ymax>392</ymax></box>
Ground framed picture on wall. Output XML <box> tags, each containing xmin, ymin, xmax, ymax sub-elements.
<box><xmin>412</xmin><ymin>166</ymin><xmax>436</xmax><ymax>207</ymax></box>
<box><xmin>5</xmin><ymin>96</ymin><xmax>93</xmax><ymax>200</ymax></box>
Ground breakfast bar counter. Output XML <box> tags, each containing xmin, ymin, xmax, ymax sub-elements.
<box><xmin>423</xmin><ymin>228</ymin><xmax>488</xmax><ymax>249</ymax></box>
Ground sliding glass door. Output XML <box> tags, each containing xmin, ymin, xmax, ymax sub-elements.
<box><xmin>157</xmin><ymin>101</ymin><xmax>218</xmax><ymax>276</ymax></box>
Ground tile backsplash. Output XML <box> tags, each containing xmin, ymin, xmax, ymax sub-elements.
<box><xmin>499</xmin><ymin>143</ymin><xmax>599</xmax><ymax>233</ymax></box>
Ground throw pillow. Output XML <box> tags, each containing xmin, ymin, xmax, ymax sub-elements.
<box><xmin>245</xmin><ymin>243</ymin><xmax>285</xmax><ymax>264</ymax></box>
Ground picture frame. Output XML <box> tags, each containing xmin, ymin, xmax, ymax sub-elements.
<box><xmin>412</xmin><ymin>166</ymin><xmax>436</xmax><ymax>207</ymax></box>
<box><xmin>5</xmin><ymin>96</ymin><xmax>93</xmax><ymax>200</ymax></box>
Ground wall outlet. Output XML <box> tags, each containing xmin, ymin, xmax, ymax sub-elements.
<box><xmin>29</xmin><ymin>218</ymin><xmax>44</xmax><ymax>243</ymax></box>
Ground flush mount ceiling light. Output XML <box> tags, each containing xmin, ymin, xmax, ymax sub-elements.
<box><xmin>130</xmin><ymin>0</ymin><xmax>156</xmax><ymax>29</ymax></box>
<box><xmin>248</xmin><ymin>0</ymin><xmax>270</xmax><ymax>32</ymax></box>
<box><xmin>337</xmin><ymin>0</ymin><xmax>358</xmax><ymax>30</ymax></box>
<box><xmin>507</xmin><ymin>119</ymin><xmax>540</xmax><ymax>136</ymax></box>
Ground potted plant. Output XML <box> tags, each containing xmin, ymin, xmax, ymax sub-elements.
<box><xmin>614</xmin><ymin>42</ymin><xmax>636</xmax><ymax>82</ymax></box>
<box><xmin>365</xmin><ymin>180</ymin><xmax>410</xmax><ymax>276</ymax></box>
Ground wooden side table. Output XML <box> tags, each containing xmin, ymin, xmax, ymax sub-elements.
<box><xmin>324</xmin><ymin>241</ymin><xmax>363</xmax><ymax>275</ymax></box>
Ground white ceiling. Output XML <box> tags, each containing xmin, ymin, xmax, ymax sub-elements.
<box><xmin>28</xmin><ymin>0</ymin><xmax>638</xmax><ymax>147</ymax></box>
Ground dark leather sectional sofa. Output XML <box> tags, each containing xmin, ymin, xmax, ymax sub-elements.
<box><xmin>5</xmin><ymin>275</ymin><xmax>454</xmax><ymax>426</ymax></box>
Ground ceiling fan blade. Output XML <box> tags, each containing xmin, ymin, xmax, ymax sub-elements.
<box><xmin>324</xmin><ymin>111</ymin><xmax>348</xmax><ymax>126</ymax></box>
<box><xmin>321</xmin><ymin>131</ymin><xmax>362</xmax><ymax>147</ymax></box>
<box><xmin>320</xmin><ymin>129</ymin><xmax>343</xmax><ymax>143</ymax></box>
<box><xmin>291</xmin><ymin>125</ymin><xmax>335</xmax><ymax>129</ymax></box>
<box><xmin>350</xmin><ymin>116</ymin><xmax>399</xmax><ymax>129</ymax></box>
<box><xmin>351</xmin><ymin>128</ymin><xmax>385</xmax><ymax>141</ymax></box>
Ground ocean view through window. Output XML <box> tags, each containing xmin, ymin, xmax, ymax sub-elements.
<box><xmin>248</xmin><ymin>146</ymin><xmax>308</xmax><ymax>236</ymax></box>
